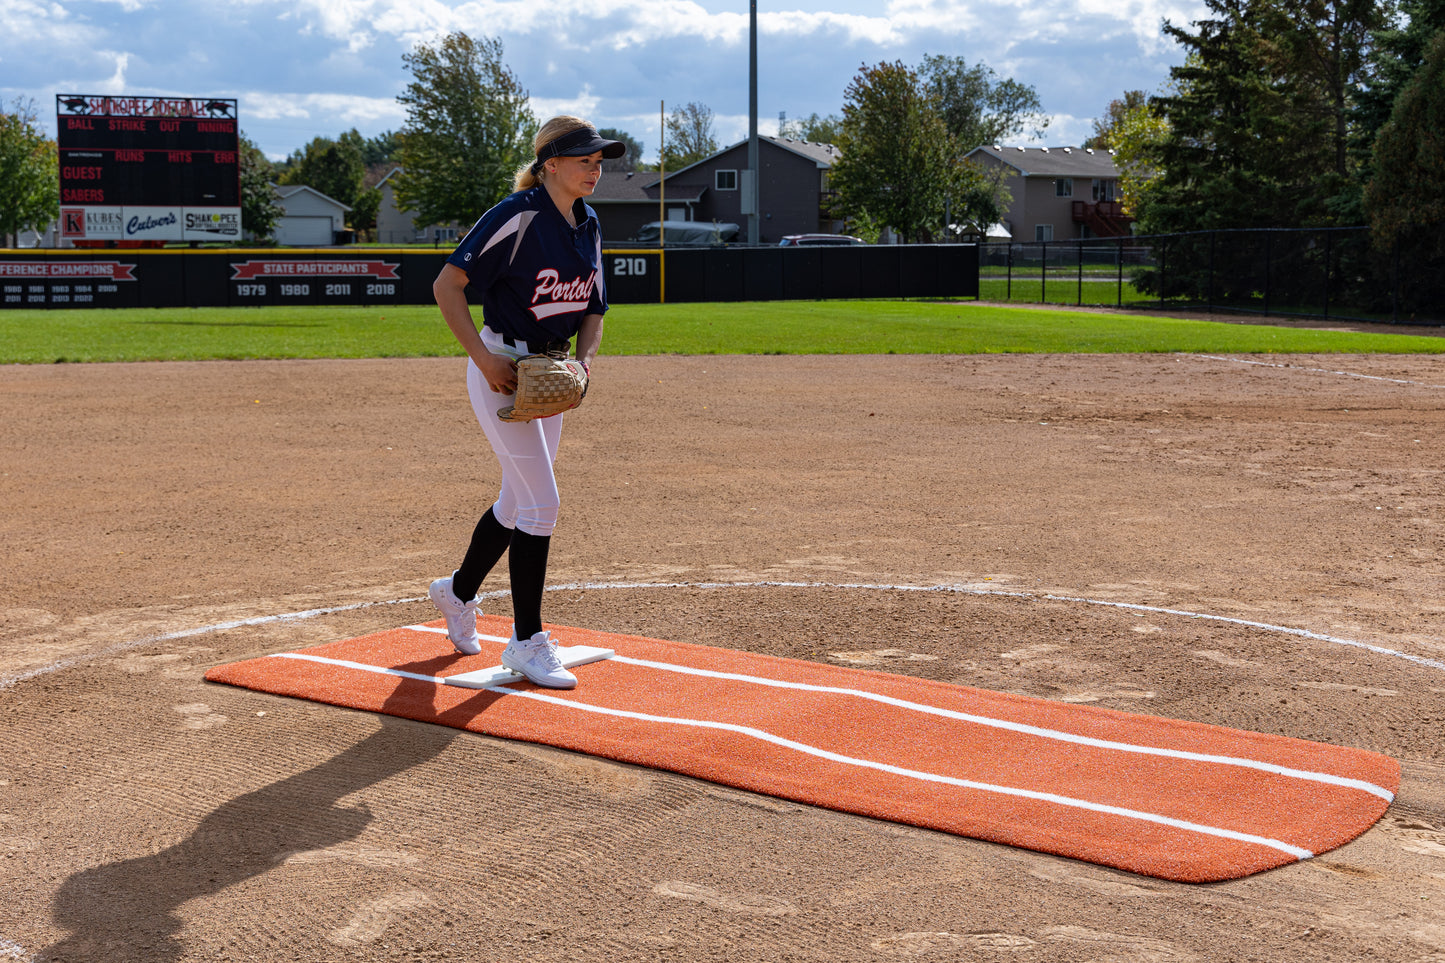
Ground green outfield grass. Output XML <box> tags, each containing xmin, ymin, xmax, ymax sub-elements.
<box><xmin>1</xmin><ymin>300</ymin><xmax>1442</xmax><ymax>364</ymax></box>
<box><xmin>978</xmin><ymin>277</ymin><xmax>1156</xmax><ymax>308</ymax></box>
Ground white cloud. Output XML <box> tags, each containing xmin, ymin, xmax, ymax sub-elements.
<box><xmin>1</xmin><ymin>1</ymin><xmax>89</xmax><ymax>51</ymax></box>
<box><xmin>100</xmin><ymin>51</ymin><xmax>129</xmax><ymax>93</ymax></box>
<box><xmin>529</xmin><ymin>84</ymin><xmax>603</xmax><ymax>126</ymax></box>
<box><xmin>4</xmin><ymin>0</ymin><xmax>1196</xmax><ymax>158</ymax></box>
<box><xmin>244</xmin><ymin>91</ymin><xmax>406</xmax><ymax>124</ymax></box>
<box><xmin>762</xmin><ymin>10</ymin><xmax>905</xmax><ymax>46</ymax></box>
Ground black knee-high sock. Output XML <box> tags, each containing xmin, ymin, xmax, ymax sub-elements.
<box><xmin>508</xmin><ymin>529</ymin><xmax>551</xmax><ymax>640</ymax></box>
<box><xmin>452</xmin><ymin>508</ymin><xmax>512</xmax><ymax>602</ymax></box>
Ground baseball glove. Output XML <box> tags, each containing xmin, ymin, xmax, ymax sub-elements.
<box><xmin>497</xmin><ymin>354</ymin><xmax>589</xmax><ymax>422</ymax></box>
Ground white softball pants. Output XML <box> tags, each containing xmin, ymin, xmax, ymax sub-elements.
<box><xmin>466</xmin><ymin>328</ymin><xmax>565</xmax><ymax>537</ymax></box>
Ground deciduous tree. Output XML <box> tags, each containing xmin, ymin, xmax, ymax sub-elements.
<box><xmin>597</xmin><ymin>128</ymin><xmax>644</xmax><ymax>172</ymax></box>
<box><xmin>1105</xmin><ymin>96</ymin><xmax>1170</xmax><ymax>217</ymax></box>
<box><xmin>361</xmin><ymin>130</ymin><xmax>401</xmax><ymax>167</ymax></box>
<box><xmin>394</xmin><ymin>32</ymin><xmax>535</xmax><ymax>227</ymax></box>
<box><xmin>1083</xmin><ymin>90</ymin><xmax>1148</xmax><ymax>150</ymax></box>
<box><xmin>0</xmin><ymin>98</ymin><xmax>58</xmax><ymax>246</ymax></box>
<box><xmin>778</xmin><ymin>112</ymin><xmax>844</xmax><ymax>144</ymax></box>
<box><xmin>832</xmin><ymin>61</ymin><xmax>966</xmax><ymax>242</ymax></box>
<box><xmin>280</xmin><ymin>133</ymin><xmax>365</xmax><ymax>209</ymax></box>
<box><xmin>238</xmin><ymin>132</ymin><xmax>282</xmax><ymax>242</ymax></box>
<box><xmin>661</xmin><ymin>102</ymin><xmax>718</xmax><ymax>170</ymax></box>
<box><xmin>919</xmin><ymin>54</ymin><xmax>1049</xmax><ymax>149</ymax></box>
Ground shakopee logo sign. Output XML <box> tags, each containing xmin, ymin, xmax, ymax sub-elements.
<box><xmin>185</xmin><ymin>210</ymin><xmax>240</xmax><ymax>236</ymax></box>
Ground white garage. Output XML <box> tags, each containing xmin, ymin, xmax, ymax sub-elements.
<box><xmin>271</xmin><ymin>184</ymin><xmax>350</xmax><ymax>247</ymax></box>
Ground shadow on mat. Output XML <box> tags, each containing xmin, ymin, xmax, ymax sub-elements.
<box><xmin>43</xmin><ymin>667</ymin><xmax>489</xmax><ymax>962</ymax></box>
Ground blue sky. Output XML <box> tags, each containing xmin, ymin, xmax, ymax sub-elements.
<box><xmin>3</xmin><ymin>0</ymin><xmax>1205</xmax><ymax>163</ymax></box>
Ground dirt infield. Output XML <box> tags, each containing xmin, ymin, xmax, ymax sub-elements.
<box><xmin>4</xmin><ymin>350</ymin><xmax>1445</xmax><ymax>962</ymax></box>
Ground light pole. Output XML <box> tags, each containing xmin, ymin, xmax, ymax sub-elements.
<box><xmin>746</xmin><ymin>0</ymin><xmax>759</xmax><ymax>246</ymax></box>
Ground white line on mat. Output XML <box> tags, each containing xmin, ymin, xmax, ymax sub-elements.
<box><xmin>266</xmin><ymin>648</ymin><xmax>1318</xmax><ymax>862</ymax></box>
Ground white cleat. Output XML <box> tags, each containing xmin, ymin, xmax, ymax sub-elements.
<box><xmin>500</xmin><ymin>630</ymin><xmax>578</xmax><ymax>689</ymax></box>
<box><xmin>428</xmin><ymin>574</ymin><xmax>482</xmax><ymax>655</ymax></box>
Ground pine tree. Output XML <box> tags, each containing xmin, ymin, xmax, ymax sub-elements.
<box><xmin>1146</xmin><ymin>0</ymin><xmax>1383</xmax><ymax>234</ymax></box>
<box><xmin>1363</xmin><ymin>29</ymin><xmax>1445</xmax><ymax>309</ymax></box>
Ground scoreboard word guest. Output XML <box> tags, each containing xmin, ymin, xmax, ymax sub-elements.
<box><xmin>56</xmin><ymin>94</ymin><xmax>241</xmax><ymax>243</ymax></box>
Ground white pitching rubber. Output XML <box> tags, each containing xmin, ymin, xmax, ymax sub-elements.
<box><xmin>443</xmin><ymin>645</ymin><xmax>614</xmax><ymax>689</ymax></box>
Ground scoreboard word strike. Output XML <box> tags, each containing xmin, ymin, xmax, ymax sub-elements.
<box><xmin>56</xmin><ymin>94</ymin><xmax>242</xmax><ymax>243</ymax></box>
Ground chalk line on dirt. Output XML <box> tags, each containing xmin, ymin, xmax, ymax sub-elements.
<box><xmin>0</xmin><ymin>597</ymin><xmax>420</xmax><ymax>692</ymax></box>
<box><xmin>4</xmin><ymin>580</ymin><xmax>1441</xmax><ymax>691</ymax></box>
<box><xmin>1190</xmin><ymin>354</ymin><xmax>1445</xmax><ymax>389</ymax></box>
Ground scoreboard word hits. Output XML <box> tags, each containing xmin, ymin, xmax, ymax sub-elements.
<box><xmin>56</xmin><ymin>94</ymin><xmax>242</xmax><ymax>243</ymax></box>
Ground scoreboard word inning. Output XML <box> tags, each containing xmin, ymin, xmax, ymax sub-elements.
<box><xmin>56</xmin><ymin>94</ymin><xmax>242</xmax><ymax>243</ymax></box>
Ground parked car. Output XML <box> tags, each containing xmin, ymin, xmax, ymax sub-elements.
<box><xmin>778</xmin><ymin>233</ymin><xmax>865</xmax><ymax>246</ymax></box>
<box><xmin>630</xmin><ymin>220</ymin><xmax>740</xmax><ymax>246</ymax></box>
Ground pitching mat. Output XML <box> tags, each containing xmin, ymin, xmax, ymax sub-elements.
<box><xmin>206</xmin><ymin>615</ymin><xmax>1399</xmax><ymax>883</ymax></box>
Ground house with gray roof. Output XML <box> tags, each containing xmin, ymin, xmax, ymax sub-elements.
<box><xmin>966</xmin><ymin>146</ymin><xmax>1133</xmax><ymax>242</ymax></box>
<box><xmin>589</xmin><ymin>135</ymin><xmax>843</xmax><ymax>245</ymax></box>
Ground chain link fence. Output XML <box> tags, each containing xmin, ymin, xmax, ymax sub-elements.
<box><xmin>979</xmin><ymin>227</ymin><xmax>1444</xmax><ymax>325</ymax></box>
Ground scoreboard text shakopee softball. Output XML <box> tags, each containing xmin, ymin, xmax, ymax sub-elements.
<box><xmin>55</xmin><ymin>95</ymin><xmax>242</xmax><ymax>243</ymax></box>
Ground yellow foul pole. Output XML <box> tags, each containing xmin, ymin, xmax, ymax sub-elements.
<box><xmin>659</xmin><ymin>99</ymin><xmax>666</xmax><ymax>304</ymax></box>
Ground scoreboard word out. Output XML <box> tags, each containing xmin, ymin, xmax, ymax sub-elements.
<box><xmin>56</xmin><ymin>94</ymin><xmax>242</xmax><ymax>243</ymax></box>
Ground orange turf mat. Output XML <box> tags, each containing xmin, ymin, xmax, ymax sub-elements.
<box><xmin>205</xmin><ymin>616</ymin><xmax>1399</xmax><ymax>882</ymax></box>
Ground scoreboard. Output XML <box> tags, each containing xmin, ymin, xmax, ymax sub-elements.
<box><xmin>56</xmin><ymin>94</ymin><xmax>242</xmax><ymax>243</ymax></box>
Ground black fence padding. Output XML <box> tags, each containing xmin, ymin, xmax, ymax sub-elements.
<box><xmin>743</xmin><ymin>248</ymin><xmax>785</xmax><ymax>301</ymax></box>
<box><xmin>780</xmin><ymin>248</ymin><xmax>823</xmax><ymax>300</ymax></box>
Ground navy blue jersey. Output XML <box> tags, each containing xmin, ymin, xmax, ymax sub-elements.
<box><xmin>447</xmin><ymin>186</ymin><xmax>608</xmax><ymax>345</ymax></box>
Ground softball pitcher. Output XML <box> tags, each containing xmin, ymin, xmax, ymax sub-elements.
<box><xmin>428</xmin><ymin>116</ymin><xmax>625</xmax><ymax>689</ymax></box>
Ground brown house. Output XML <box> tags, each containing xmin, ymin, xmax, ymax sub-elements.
<box><xmin>588</xmin><ymin>135</ymin><xmax>842</xmax><ymax>245</ymax></box>
<box><xmin>966</xmin><ymin>146</ymin><xmax>1133</xmax><ymax>242</ymax></box>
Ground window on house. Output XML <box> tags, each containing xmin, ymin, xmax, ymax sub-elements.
<box><xmin>716</xmin><ymin>169</ymin><xmax>738</xmax><ymax>191</ymax></box>
<box><xmin>1055</xmin><ymin>178</ymin><xmax>1073</xmax><ymax>198</ymax></box>
<box><xmin>1092</xmin><ymin>179</ymin><xmax>1116</xmax><ymax>202</ymax></box>
<box><xmin>1035</xmin><ymin>224</ymin><xmax>1054</xmax><ymax>242</ymax></box>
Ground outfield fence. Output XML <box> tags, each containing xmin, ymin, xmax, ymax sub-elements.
<box><xmin>981</xmin><ymin>227</ymin><xmax>1444</xmax><ymax>326</ymax></box>
<box><xmin>0</xmin><ymin>244</ymin><xmax>978</xmax><ymax>309</ymax></box>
